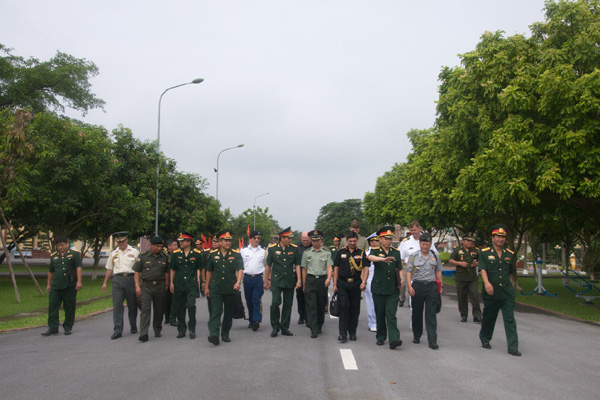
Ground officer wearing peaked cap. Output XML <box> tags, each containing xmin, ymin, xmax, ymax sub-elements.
<box><xmin>479</xmin><ymin>224</ymin><xmax>521</xmax><ymax>356</ymax></box>
<box><xmin>449</xmin><ymin>232</ymin><xmax>482</xmax><ymax>323</ymax></box>
<box><xmin>102</xmin><ymin>231</ymin><xmax>139</xmax><ymax>340</ymax></box>
<box><xmin>170</xmin><ymin>230</ymin><xmax>203</xmax><ymax>339</ymax></box>
<box><xmin>205</xmin><ymin>229</ymin><xmax>244</xmax><ymax>345</ymax></box>
<box><xmin>265</xmin><ymin>227</ymin><xmax>301</xmax><ymax>337</ymax></box>
<box><xmin>368</xmin><ymin>226</ymin><xmax>403</xmax><ymax>349</ymax></box>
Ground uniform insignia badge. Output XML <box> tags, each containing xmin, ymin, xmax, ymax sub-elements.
<box><xmin>341</xmin><ymin>254</ymin><xmax>347</xmax><ymax>259</ymax></box>
<box><xmin>275</xmin><ymin>251</ymin><xmax>281</xmax><ymax>255</ymax></box>
<box><xmin>488</xmin><ymin>255</ymin><xmax>495</xmax><ymax>260</ymax></box>
<box><xmin>215</xmin><ymin>256</ymin><xmax>220</xmax><ymax>260</ymax></box>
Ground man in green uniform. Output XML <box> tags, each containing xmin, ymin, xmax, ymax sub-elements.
<box><xmin>41</xmin><ymin>236</ymin><xmax>82</xmax><ymax>336</ymax></box>
<box><xmin>406</xmin><ymin>232</ymin><xmax>443</xmax><ymax>349</ymax></box>
<box><xmin>301</xmin><ymin>230</ymin><xmax>333</xmax><ymax>338</ymax></box>
<box><xmin>205</xmin><ymin>229</ymin><xmax>244</xmax><ymax>345</ymax></box>
<box><xmin>479</xmin><ymin>224</ymin><xmax>521</xmax><ymax>356</ymax></box>
<box><xmin>449</xmin><ymin>233</ymin><xmax>482</xmax><ymax>323</ymax></box>
<box><xmin>330</xmin><ymin>236</ymin><xmax>341</xmax><ymax>263</ymax></box>
<box><xmin>133</xmin><ymin>236</ymin><xmax>170</xmax><ymax>342</ymax></box>
<box><xmin>265</xmin><ymin>227</ymin><xmax>301</xmax><ymax>337</ymax></box>
<box><xmin>368</xmin><ymin>226</ymin><xmax>403</xmax><ymax>349</ymax></box>
<box><xmin>164</xmin><ymin>239</ymin><xmax>179</xmax><ymax>326</ymax></box>
<box><xmin>169</xmin><ymin>231</ymin><xmax>203</xmax><ymax>339</ymax></box>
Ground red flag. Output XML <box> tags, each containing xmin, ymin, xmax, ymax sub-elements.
<box><xmin>247</xmin><ymin>225</ymin><xmax>250</xmax><ymax>237</ymax></box>
<box><xmin>201</xmin><ymin>233</ymin><xmax>207</xmax><ymax>249</ymax></box>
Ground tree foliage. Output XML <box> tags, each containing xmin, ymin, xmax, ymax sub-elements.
<box><xmin>315</xmin><ymin>199</ymin><xmax>374</xmax><ymax>242</ymax></box>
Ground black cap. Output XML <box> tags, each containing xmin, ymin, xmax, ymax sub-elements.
<box><xmin>55</xmin><ymin>236</ymin><xmax>68</xmax><ymax>244</ymax></box>
<box><xmin>419</xmin><ymin>232</ymin><xmax>432</xmax><ymax>242</ymax></box>
<box><xmin>150</xmin><ymin>236</ymin><xmax>164</xmax><ymax>245</ymax></box>
<box><xmin>309</xmin><ymin>230</ymin><xmax>324</xmax><ymax>240</ymax></box>
<box><xmin>249</xmin><ymin>230</ymin><xmax>261</xmax><ymax>238</ymax></box>
<box><xmin>113</xmin><ymin>231</ymin><xmax>129</xmax><ymax>242</ymax></box>
<box><xmin>346</xmin><ymin>231</ymin><xmax>358</xmax><ymax>239</ymax></box>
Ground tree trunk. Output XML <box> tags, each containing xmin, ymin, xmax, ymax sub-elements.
<box><xmin>0</xmin><ymin>227</ymin><xmax>21</xmax><ymax>303</ymax></box>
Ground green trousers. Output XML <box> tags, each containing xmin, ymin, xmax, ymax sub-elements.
<box><xmin>175</xmin><ymin>290</ymin><xmax>197</xmax><ymax>334</ymax></box>
<box><xmin>479</xmin><ymin>297</ymin><xmax>519</xmax><ymax>351</ymax></box>
<box><xmin>305</xmin><ymin>275</ymin><xmax>327</xmax><ymax>335</ymax></box>
<box><xmin>208</xmin><ymin>292</ymin><xmax>233</xmax><ymax>337</ymax></box>
<box><xmin>48</xmin><ymin>286</ymin><xmax>77</xmax><ymax>330</ymax></box>
<box><xmin>456</xmin><ymin>279</ymin><xmax>481</xmax><ymax>319</ymax></box>
<box><xmin>270</xmin><ymin>286</ymin><xmax>294</xmax><ymax>331</ymax></box>
<box><xmin>139</xmin><ymin>282</ymin><xmax>166</xmax><ymax>337</ymax></box>
<box><xmin>372</xmin><ymin>293</ymin><xmax>400</xmax><ymax>343</ymax></box>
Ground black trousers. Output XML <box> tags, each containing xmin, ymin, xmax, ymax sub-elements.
<box><xmin>296</xmin><ymin>286</ymin><xmax>306</xmax><ymax>321</ymax></box>
<box><xmin>411</xmin><ymin>281</ymin><xmax>438</xmax><ymax>344</ymax></box>
<box><xmin>337</xmin><ymin>279</ymin><xmax>362</xmax><ymax>337</ymax></box>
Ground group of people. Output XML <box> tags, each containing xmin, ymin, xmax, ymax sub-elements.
<box><xmin>41</xmin><ymin>221</ymin><xmax>520</xmax><ymax>356</ymax></box>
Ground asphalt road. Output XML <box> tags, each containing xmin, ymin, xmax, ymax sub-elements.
<box><xmin>1</xmin><ymin>286</ymin><xmax>598</xmax><ymax>400</ymax></box>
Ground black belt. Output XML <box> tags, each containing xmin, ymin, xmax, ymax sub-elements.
<box><xmin>244</xmin><ymin>273</ymin><xmax>263</xmax><ymax>278</ymax></box>
<box><xmin>413</xmin><ymin>280</ymin><xmax>435</xmax><ymax>285</ymax></box>
<box><xmin>307</xmin><ymin>274</ymin><xmax>326</xmax><ymax>279</ymax></box>
<box><xmin>142</xmin><ymin>279</ymin><xmax>165</xmax><ymax>285</ymax></box>
<box><xmin>116</xmin><ymin>273</ymin><xmax>133</xmax><ymax>277</ymax></box>
<box><xmin>339</xmin><ymin>277</ymin><xmax>361</xmax><ymax>283</ymax></box>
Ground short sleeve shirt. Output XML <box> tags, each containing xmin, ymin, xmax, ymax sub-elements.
<box><xmin>240</xmin><ymin>245</ymin><xmax>265</xmax><ymax>275</ymax></box>
<box><xmin>301</xmin><ymin>247</ymin><xmax>333</xmax><ymax>276</ymax></box>
<box><xmin>105</xmin><ymin>245</ymin><xmax>139</xmax><ymax>274</ymax></box>
<box><xmin>334</xmin><ymin>247</ymin><xmax>366</xmax><ymax>279</ymax></box>
<box><xmin>406</xmin><ymin>250</ymin><xmax>442</xmax><ymax>282</ymax></box>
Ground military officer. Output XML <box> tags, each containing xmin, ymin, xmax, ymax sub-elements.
<box><xmin>133</xmin><ymin>236</ymin><xmax>170</xmax><ymax>342</ymax></box>
<box><xmin>340</xmin><ymin>220</ymin><xmax>368</xmax><ymax>251</ymax></box>
<box><xmin>479</xmin><ymin>224</ymin><xmax>521</xmax><ymax>356</ymax></box>
<box><xmin>406</xmin><ymin>232</ymin><xmax>443</xmax><ymax>349</ymax></box>
<box><xmin>301</xmin><ymin>229</ymin><xmax>333</xmax><ymax>338</ymax></box>
<box><xmin>170</xmin><ymin>231</ymin><xmax>203</xmax><ymax>339</ymax></box>
<box><xmin>205</xmin><ymin>229</ymin><xmax>244</xmax><ymax>345</ymax></box>
<box><xmin>333</xmin><ymin>231</ymin><xmax>368</xmax><ymax>342</ymax></box>
<box><xmin>41</xmin><ymin>236</ymin><xmax>82</xmax><ymax>336</ymax></box>
<box><xmin>330</xmin><ymin>236</ymin><xmax>341</xmax><ymax>263</ymax></box>
<box><xmin>368</xmin><ymin>226</ymin><xmax>403</xmax><ymax>349</ymax></box>
<box><xmin>102</xmin><ymin>231</ymin><xmax>139</xmax><ymax>340</ymax></box>
<box><xmin>449</xmin><ymin>233</ymin><xmax>482</xmax><ymax>323</ymax></box>
<box><xmin>164</xmin><ymin>238</ymin><xmax>179</xmax><ymax>326</ymax></box>
<box><xmin>365</xmin><ymin>233</ymin><xmax>379</xmax><ymax>332</ymax></box>
<box><xmin>265</xmin><ymin>227</ymin><xmax>301</xmax><ymax>337</ymax></box>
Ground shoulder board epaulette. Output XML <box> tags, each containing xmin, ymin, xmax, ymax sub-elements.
<box><xmin>481</xmin><ymin>247</ymin><xmax>490</xmax><ymax>251</ymax></box>
<box><xmin>193</xmin><ymin>249</ymin><xmax>202</xmax><ymax>254</ymax></box>
<box><xmin>51</xmin><ymin>251</ymin><xmax>58</xmax><ymax>256</ymax></box>
<box><xmin>210</xmin><ymin>249</ymin><xmax>219</xmax><ymax>253</ymax></box>
<box><xmin>231</xmin><ymin>249</ymin><xmax>240</xmax><ymax>253</ymax></box>
<box><xmin>290</xmin><ymin>243</ymin><xmax>297</xmax><ymax>248</ymax></box>
<box><xmin>506</xmin><ymin>249</ymin><xmax>514</xmax><ymax>254</ymax></box>
<box><xmin>268</xmin><ymin>243</ymin><xmax>277</xmax><ymax>248</ymax></box>
<box><xmin>370</xmin><ymin>246</ymin><xmax>380</xmax><ymax>249</ymax></box>
<box><xmin>402</xmin><ymin>237</ymin><xmax>409</xmax><ymax>242</ymax></box>
<box><xmin>174</xmin><ymin>249</ymin><xmax>182</xmax><ymax>253</ymax></box>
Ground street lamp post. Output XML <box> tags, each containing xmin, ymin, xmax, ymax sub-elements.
<box><xmin>214</xmin><ymin>144</ymin><xmax>244</xmax><ymax>202</ymax></box>
<box><xmin>155</xmin><ymin>78</ymin><xmax>204</xmax><ymax>237</ymax></box>
<box><xmin>253</xmin><ymin>192</ymin><xmax>269</xmax><ymax>230</ymax></box>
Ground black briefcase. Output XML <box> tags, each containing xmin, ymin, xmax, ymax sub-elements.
<box><xmin>233</xmin><ymin>290</ymin><xmax>246</xmax><ymax>319</ymax></box>
<box><xmin>329</xmin><ymin>291</ymin><xmax>341</xmax><ymax>317</ymax></box>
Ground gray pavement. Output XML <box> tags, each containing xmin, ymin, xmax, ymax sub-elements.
<box><xmin>0</xmin><ymin>285</ymin><xmax>599</xmax><ymax>400</ymax></box>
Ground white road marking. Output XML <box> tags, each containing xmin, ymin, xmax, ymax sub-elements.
<box><xmin>340</xmin><ymin>349</ymin><xmax>358</xmax><ymax>370</ymax></box>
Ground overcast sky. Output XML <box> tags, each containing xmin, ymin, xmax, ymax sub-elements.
<box><xmin>3</xmin><ymin>0</ymin><xmax>547</xmax><ymax>232</ymax></box>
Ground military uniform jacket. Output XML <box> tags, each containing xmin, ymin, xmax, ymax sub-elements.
<box><xmin>334</xmin><ymin>247</ymin><xmax>366</xmax><ymax>279</ymax></box>
<box><xmin>479</xmin><ymin>246</ymin><xmax>516</xmax><ymax>300</ymax></box>
<box><xmin>133</xmin><ymin>250</ymin><xmax>170</xmax><ymax>283</ymax></box>
<box><xmin>49</xmin><ymin>249</ymin><xmax>82</xmax><ymax>290</ymax></box>
<box><xmin>450</xmin><ymin>246</ymin><xmax>479</xmax><ymax>282</ymax></box>
<box><xmin>330</xmin><ymin>246</ymin><xmax>340</xmax><ymax>264</ymax></box>
<box><xmin>266</xmin><ymin>243</ymin><xmax>299</xmax><ymax>289</ymax></box>
<box><xmin>370</xmin><ymin>246</ymin><xmax>402</xmax><ymax>295</ymax></box>
<box><xmin>206</xmin><ymin>248</ymin><xmax>243</xmax><ymax>295</ymax></box>
<box><xmin>170</xmin><ymin>248</ymin><xmax>204</xmax><ymax>292</ymax></box>
<box><xmin>301</xmin><ymin>247</ymin><xmax>333</xmax><ymax>276</ymax></box>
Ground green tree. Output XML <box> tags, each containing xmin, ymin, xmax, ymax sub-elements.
<box><xmin>228</xmin><ymin>206</ymin><xmax>280</xmax><ymax>248</ymax></box>
<box><xmin>0</xmin><ymin>44</ymin><xmax>104</xmax><ymax>115</ymax></box>
<box><xmin>315</xmin><ymin>199</ymin><xmax>372</xmax><ymax>243</ymax></box>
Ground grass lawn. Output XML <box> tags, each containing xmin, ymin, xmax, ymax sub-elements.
<box><xmin>0</xmin><ymin>275</ymin><xmax>112</xmax><ymax>331</ymax></box>
<box><xmin>443</xmin><ymin>276</ymin><xmax>600</xmax><ymax>323</ymax></box>
<box><xmin>0</xmin><ymin>265</ymin><xmax>52</xmax><ymax>273</ymax></box>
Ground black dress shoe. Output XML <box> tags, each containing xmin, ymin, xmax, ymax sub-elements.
<box><xmin>111</xmin><ymin>333</ymin><xmax>122</xmax><ymax>340</ymax></box>
<box><xmin>429</xmin><ymin>343</ymin><xmax>439</xmax><ymax>350</ymax></box>
<box><xmin>252</xmin><ymin>322</ymin><xmax>260</xmax><ymax>331</ymax></box>
<box><xmin>221</xmin><ymin>336</ymin><xmax>231</xmax><ymax>343</ymax></box>
<box><xmin>131</xmin><ymin>328</ymin><xmax>137</xmax><ymax>334</ymax></box>
<box><xmin>248</xmin><ymin>322</ymin><xmax>253</xmax><ymax>328</ymax></box>
<box><xmin>208</xmin><ymin>336</ymin><xmax>220</xmax><ymax>345</ymax></box>
<box><xmin>349</xmin><ymin>335</ymin><xmax>357</xmax><ymax>341</ymax></box>
<box><xmin>164</xmin><ymin>319</ymin><xmax>169</xmax><ymax>324</ymax></box>
<box><xmin>281</xmin><ymin>329</ymin><xmax>294</xmax><ymax>336</ymax></box>
<box><xmin>482</xmin><ymin>342</ymin><xmax>491</xmax><ymax>349</ymax></box>
<box><xmin>271</xmin><ymin>330</ymin><xmax>278</xmax><ymax>337</ymax></box>
<box><xmin>399</xmin><ymin>301</ymin><xmax>405</xmax><ymax>307</ymax></box>
<box><xmin>41</xmin><ymin>329</ymin><xmax>58</xmax><ymax>336</ymax></box>
<box><xmin>64</xmin><ymin>329</ymin><xmax>72</xmax><ymax>336</ymax></box>
<box><xmin>376</xmin><ymin>340</ymin><xmax>385</xmax><ymax>346</ymax></box>
<box><xmin>413</xmin><ymin>338</ymin><xmax>420</xmax><ymax>344</ymax></box>
<box><xmin>311</xmin><ymin>333</ymin><xmax>318</xmax><ymax>338</ymax></box>
<box><xmin>177</xmin><ymin>332</ymin><xmax>186</xmax><ymax>338</ymax></box>
<box><xmin>390</xmin><ymin>340</ymin><xmax>402</xmax><ymax>349</ymax></box>
<box><xmin>155</xmin><ymin>332</ymin><xmax>162</xmax><ymax>338</ymax></box>
<box><xmin>298</xmin><ymin>318</ymin><xmax>305</xmax><ymax>325</ymax></box>
<box><xmin>139</xmin><ymin>335</ymin><xmax>148</xmax><ymax>342</ymax></box>
<box><xmin>473</xmin><ymin>317</ymin><xmax>482</xmax><ymax>324</ymax></box>
<box><xmin>189</xmin><ymin>332</ymin><xmax>196</xmax><ymax>339</ymax></box>
<box><xmin>318</xmin><ymin>328</ymin><xmax>322</xmax><ymax>334</ymax></box>
<box><xmin>338</xmin><ymin>335</ymin><xmax>347</xmax><ymax>342</ymax></box>
<box><xmin>508</xmin><ymin>349</ymin><xmax>521</xmax><ymax>356</ymax></box>
<box><xmin>460</xmin><ymin>316</ymin><xmax>468</xmax><ymax>322</ymax></box>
